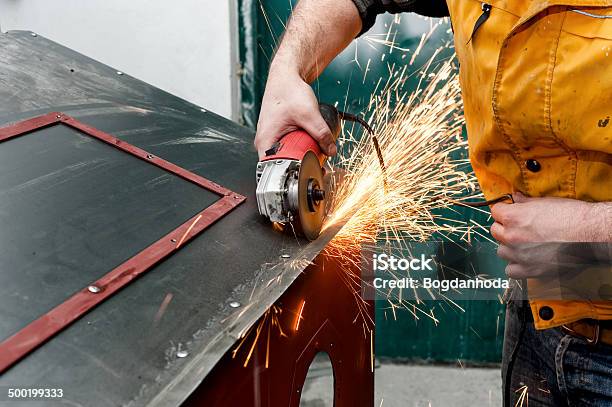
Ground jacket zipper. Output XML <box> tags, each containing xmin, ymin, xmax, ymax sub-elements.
<box><xmin>467</xmin><ymin>3</ymin><xmax>492</xmax><ymax>44</ymax></box>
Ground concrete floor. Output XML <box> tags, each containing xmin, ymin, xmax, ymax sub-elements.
<box><xmin>374</xmin><ymin>363</ymin><xmax>502</xmax><ymax>407</ymax></box>
<box><xmin>300</xmin><ymin>356</ymin><xmax>502</xmax><ymax>406</ymax></box>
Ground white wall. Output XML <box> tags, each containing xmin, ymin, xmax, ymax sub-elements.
<box><xmin>0</xmin><ymin>0</ymin><xmax>239</xmax><ymax>119</ymax></box>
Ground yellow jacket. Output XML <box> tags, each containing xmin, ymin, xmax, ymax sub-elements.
<box><xmin>446</xmin><ymin>0</ymin><xmax>612</xmax><ymax>328</ymax></box>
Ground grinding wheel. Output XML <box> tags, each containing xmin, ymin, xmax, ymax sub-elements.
<box><xmin>293</xmin><ymin>151</ymin><xmax>326</xmax><ymax>240</ymax></box>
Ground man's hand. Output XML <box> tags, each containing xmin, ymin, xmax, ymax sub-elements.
<box><xmin>253</xmin><ymin>0</ymin><xmax>362</xmax><ymax>159</ymax></box>
<box><xmin>490</xmin><ymin>193</ymin><xmax>612</xmax><ymax>279</ymax></box>
<box><xmin>254</xmin><ymin>67</ymin><xmax>336</xmax><ymax>159</ymax></box>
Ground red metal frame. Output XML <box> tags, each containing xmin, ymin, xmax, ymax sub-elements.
<box><xmin>0</xmin><ymin>112</ymin><xmax>246</xmax><ymax>373</ymax></box>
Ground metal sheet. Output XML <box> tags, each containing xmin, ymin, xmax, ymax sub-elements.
<box><xmin>0</xmin><ymin>113</ymin><xmax>245</xmax><ymax>373</ymax></box>
<box><xmin>0</xmin><ymin>31</ymin><xmax>349</xmax><ymax>407</ymax></box>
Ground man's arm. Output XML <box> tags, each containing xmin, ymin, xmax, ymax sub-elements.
<box><xmin>254</xmin><ymin>0</ymin><xmax>449</xmax><ymax>158</ymax></box>
<box><xmin>254</xmin><ymin>0</ymin><xmax>362</xmax><ymax>158</ymax></box>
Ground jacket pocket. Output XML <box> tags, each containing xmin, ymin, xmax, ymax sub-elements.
<box><xmin>550</xmin><ymin>6</ymin><xmax>612</xmax><ymax>160</ymax></box>
<box><xmin>562</xmin><ymin>7</ymin><xmax>612</xmax><ymax>40</ymax></box>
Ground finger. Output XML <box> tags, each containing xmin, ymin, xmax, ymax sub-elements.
<box><xmin>505</xmin><ymin>263</ymin><xmax>528</xmax><ymax>279</ymax></box>
<box><xmin>490</xmin><ymin>202</ymin><xmax>512</xmax><ymax>224</ymax></box>
<box><xmin>497</xmin><ymin>244</ymin><xmax>516</xmax><ymax>263</ymax></box>
<box><xmin>297</xmin><ymin>108</ymin><xmax>336</xmax><ymax>156</ymax></box>
<box><xmin>254</xmin><ymin>120</ymin><xmax>289</xmax><ymax>159</ymax></box>
<box><xmin>490</xmin><ymin>222</ymin><xmax>506</xmax><ymax>243</ymax></box>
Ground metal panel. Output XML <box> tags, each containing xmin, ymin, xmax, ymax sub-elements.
<box><xmin>0</xmin><ymin>113</ymin><xmax>245</xmax><ymax>373</ymax></box>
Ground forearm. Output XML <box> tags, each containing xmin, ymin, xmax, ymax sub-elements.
<box><xmin>271</xmin><ymin>0</ymin><xmax>362</xmax><ymax>83</ymax></box>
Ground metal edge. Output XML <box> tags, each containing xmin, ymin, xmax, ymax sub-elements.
<box><xmin>142</xmin><ymin>208</ymin><xmax>356</xmax><ymax>407</ymax></box>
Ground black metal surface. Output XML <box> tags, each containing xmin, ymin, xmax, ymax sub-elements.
<box><xmin>0</xmin><ymin>31</ymin><xmax>347</xmax><ymax>406</ymax></box>
<box><xmin>0</xmin><ymin>124</ymin><xmax>219</xmax><ymax>343</ymax></box>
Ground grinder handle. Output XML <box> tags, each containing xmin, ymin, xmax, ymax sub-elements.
<box><xmin>260</xmin><ymin>103</ymin><xmax>342</xmax><ymax>164</ymax></box>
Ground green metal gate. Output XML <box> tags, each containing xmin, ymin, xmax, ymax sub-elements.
<box><xmin>238</xmin><ymin>0</ymin><xmax>505</xmax><ymax>364</ymax></box>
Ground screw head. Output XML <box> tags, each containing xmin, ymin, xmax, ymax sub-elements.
<box><xmin>171</xmin><ymin>238</ymin><xmax>177</xmax><ymax>243</ymax></box>
<box><xmin>88</xmin><ymin>285</ymin><xmax>101</xmax><ymax>293</ymax></box>
<box><xmin>200</xmin><ymin>108</ymin><xmax>207</xmax><ymax>113</ymax></box>
<box><xmin>116</xmin><ymin>71</ymin><xmax>124</xmax><ymax>75</ymax></box>
<box><xmin>176</xmin><ymin>350</ymin><xmax>189</xmax><ymax>358</ymax></box>
<box><xmin>281</xmin><ymin>254</ymin><xmax>291</xmax><ymax>259</ymax></box>
<box><xmin>229</xmin><ymin>301</ymin><xmax>241</xmax><ymax>308</ymax></box>
<box><xmin>31</xmin><ymin>32</ymin><xmax>37</xmax><ymax>37</ymax></box>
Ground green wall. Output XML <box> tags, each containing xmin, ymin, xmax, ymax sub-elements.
<box><xmin>238</xmin><ymin>0</ymin><xmax>505</xmax><ymax>364</ymax></box>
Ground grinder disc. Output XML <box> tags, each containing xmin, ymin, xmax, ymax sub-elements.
<box><xmin>294</xmin><ymin>151</ymin><xmax>326</xmax><ymax>240</ymax></box>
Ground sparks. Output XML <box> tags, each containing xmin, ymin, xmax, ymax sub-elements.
<box><xmin>325</xmin><ymin>55</ymin><xmax>477</xmax><ymax>250</ymax></box>
<box><xmin>294</xmin><ymin>300</ymin><xmax>306</xmax><ymax>332</ymax></box>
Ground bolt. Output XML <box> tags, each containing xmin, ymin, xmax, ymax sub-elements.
<box><xmin>229</xmin><ymin>301</ymin><xmax>241</xmax><ymax>308</ymax></box>
<box><xmin>176</xmin><ymin>350</ymin><xmax>189</xmax><ymax>358</ymax></box>
<box><xmin>88</xmin><ymin>285</ymin><xmax>101</xmax><ymax>294</ymax></box>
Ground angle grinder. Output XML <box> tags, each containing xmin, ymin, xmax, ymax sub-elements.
<box><xmin>255</xmin><ymin>103</ymin><xmax>370</xmax><ymax>240</ymax></box>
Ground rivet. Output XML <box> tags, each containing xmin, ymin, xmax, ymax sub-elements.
<box><xmin>176</xmin><ymin>350</ymin><xmax>189</xmax><ymax>358</ymax></box>
<box><xmin>88</xmin><ymin>285</ymin><xmax>101</xmax><ymax>293</ymax></box>
<box><xmin>116</xmin><ymin>71</ymin><xmax>124</xmax><ymax>75</ymax></box>
<box><xmin>56</xmin><ymin>114</ymin><xmax>62</xmax><ymax>119</ymax></box>
<box><xmin>31</xmin><ymin>32</ymin><xmax>37</xmax><ymax>37</ymax></box>
<box><xmin>229</xmin><ymin>301</ymin><xmax>241</xmax><ymax>308</ymax></box>
<box><xmin>171</xmin><ymin>238</ymin><xmax>177</xmax><ymax>243</ymax></box>
<box><xmin>281</xmin><ymin>254</ymin><xmax>291</xmax><ymax>259</ymax></box>
<box><xmin>200</xmin><ymin>108</ymin><xmax>207</xmax><ymax>113</ymax></box>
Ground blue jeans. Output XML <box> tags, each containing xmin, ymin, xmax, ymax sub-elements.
<box><xmin>502</xmin><ymin>300</ymin><xmax>612</xmax><ymax>406</ymax></box>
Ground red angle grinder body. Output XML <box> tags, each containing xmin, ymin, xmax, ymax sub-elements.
<box><xmin>255</xmin><ymin>104</ymin><xmax>342</xmax><ymax>240</ymax></box>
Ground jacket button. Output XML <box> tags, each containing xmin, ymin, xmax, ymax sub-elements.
<box><xmin>526</xmin><ymin>159</ymin><xmax>541</xmax><ymax>172</ymax></box>
<box><xmin>538</xmin><ymin>306</ymin><xmax>554</xmax><ymax>321</ymax></box>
